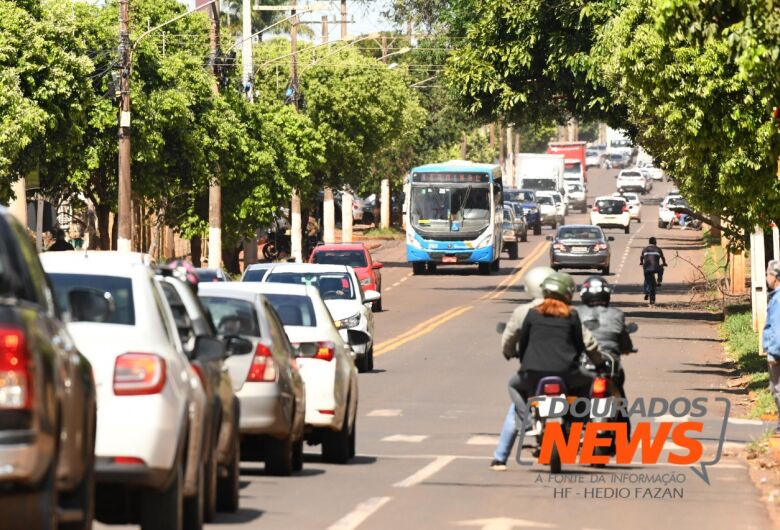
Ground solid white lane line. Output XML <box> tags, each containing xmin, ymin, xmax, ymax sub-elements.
<box><xmin>327</xmin><ymin>496</ymin><xmax>393</xmax><ymax>530</ymax></box>
<box><xmin>393</xmin><ymin>455</ymin><xmax>456</xmax><ymax>488</ymax></box>
<box><xmin>382</xmin><ymin>434</ymin><xmax>428</xmax><ymax>443</ymax></box>
<box><xmin>367</xmin><ymin>409</ymin><xmax>403</xmax><ymax>417</ymax></box>
<box><xmin>728</xmin><ymin>418</ymin><xmax>765</xmax><ymax>426</ymax></box>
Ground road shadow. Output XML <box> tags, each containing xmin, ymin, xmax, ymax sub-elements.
<box><xmin>239</xmin><ymin>465</ymin><xmax>326</xmax><ymax>478</ymax></box>
<box><xmin>660</xmin><ymin>337</ymin><xmax>724</xmax><ymax>343</ymax></box>
<box><xmin>363</xmin><ymin>369</ymin><xmax>388</xmax><ymax>375</ymax></box>
<box><xmin>621</xmin><ymin>309</ymin><xmax>723</xmax><ymax>322</ymax></box>
<box><xmin>213</xmin><ymin>508</ymin><xmax>264</xmax><ymax>524</ymax></box>
<box><xmin>300</xmin><ymin>454</ymin><xmax>378</xmax><ymax>466</ymax></box>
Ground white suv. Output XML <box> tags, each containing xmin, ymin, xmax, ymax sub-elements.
<box><xmin>616</xmin><ymin>169</ymin><xmax>648</xmax><ymax>194</ymax></box>
<box><xmin>591</xmin><ymin>196</ymin><xmax>631</xmax><ymax>234</ymax></box>
<box><xmin>42</xmin><ymin>252</ymin><xmax>208</xmax><ymax>530</ymax></box>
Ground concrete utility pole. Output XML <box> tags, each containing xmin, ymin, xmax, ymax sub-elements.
<box><xmin>340</xmin><ymin>0</ymin><xmax>347</xmax><ymax>40</ymax></box>
<box><xmin>289</xmin><ymin>0</ymin><xmax>303</xmax><ymax>262</ymax></box>
<box><xmin>321</xmin><ymin>15</ymin><xmax>328</xmax><ymax>44</ymax></box>
<box><xmin>505</xmin><ymin>126</ymin><xmax>514</xmax><ymax>187</ymax></box>
<box><xmin>8</xmin><ymin>178</ymin><xmax>27</xmax><ymax>227</ymax></box>
<box><xmin>751</xmin><ymin>227</ymin><xmax>767</xmax><ymax>336</ymax></box>
<box><xmin>321</xmin><ymin>15</ymin><xmax>336</xmax><ymax>241</ymax></box>
<box><xmin>242</xmin><ymin>0</ymin><xmax>253</xmax><ymax>101</ymax></box>
<box><xmin>208</xmin><ymin>1</ymin><xmax>222</xmax><ymax>268</ymax></box>
<box><xmin>379</xmin><ymin>34</ymin><xmax>391</xmax><ymax>229</ymax></box>
<box><xmin>117</xmin><ymin>0</ymin><xmax>132</xmax><ymax>252</ymax></box>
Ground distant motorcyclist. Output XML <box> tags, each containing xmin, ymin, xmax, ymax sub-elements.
<box><xmin>577</xmin><ymin>276</ymin><xmax>634</xmax><ymax>397</ymax></box>
<box><xmin>492</xmin><ymin>268</ymin><xmax>602</xmax><ymax>471</ymax></box>
<box><xmin>640</xmin><ymin>236</ymin><xmax>667</xmax><ymax>300</ymax></box>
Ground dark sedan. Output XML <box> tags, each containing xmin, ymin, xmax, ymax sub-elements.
<box><xmin>547</xmin><ymin>224</ymin><xmax>614</xmax><ymax>275</ymax></box>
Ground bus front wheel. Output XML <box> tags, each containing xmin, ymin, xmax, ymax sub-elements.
<box><xmin>412</xmin><ymin>262</ymin><xmax>426</xmax><ymax>275</ymax></box>
<box><xmin>478</xmin><ymin>262</ymin><xmax>491</xmax><ymax>275</ymax></box>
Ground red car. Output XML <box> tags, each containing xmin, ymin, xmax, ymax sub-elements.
<box><xmin>309</xmin><ymin>243</ymin><xmax>384</xmax><ymax>311</ymax></box>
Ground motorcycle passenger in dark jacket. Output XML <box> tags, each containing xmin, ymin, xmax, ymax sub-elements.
<box><xmin>577</xmin><ymin>276</ymin><xmax>634</xmax><ymax>396</ymax></box>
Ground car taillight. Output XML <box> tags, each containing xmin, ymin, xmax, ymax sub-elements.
<box><xmin>594</xmin><ymin>243</ymin><xmax>608</xmax><ymax>251</ymax></box>
<box><xmin>542</xmin><ymin>383</ymin><xmax>561</xmax><ymax>395</ymax></box>
<box><xmin>553</xmin><ymin>243</ymin><xmax>567</xmax><ymax>252</ymax></box>
<box><xmin>247</xmin><ymin>343</ymin><xmax>277</xmax><ymax>382</ymax></box>
<box><xmin>622</xmin><ymin>205</ymin><xmax>629</xmax><ymax>213</ymax></box>
<box><xmin>0</xmin><ymin>328</ymin><xmax>31</xmax><ymax>409</ymax></box>
<box><xmin>113</xmin><ymin>456</ymin><xmax>145</xmax><ymax>465</ymax></box>
<box><xmin>315</xmin><ymin>341</ymin><xmax>335</xmax><ymax>362</ymax></box>
<box><xmin>114</xmin><ymin>353</ymin><xmax>167</xmax><ymax>396</ymax></box>
<box><xmin>191</xmin><ymin>364</ymin><xmax>206</xmax><ymax>386</ymax></box>
<box><xmin>592</xmin><ymin>377</ymin><xmax>608</xmax><ymax>398</ymax></box>
<box><xmin>592</xmin><ymin>205</ymin><xmax>599</xmax><ymax>212</ymax></box>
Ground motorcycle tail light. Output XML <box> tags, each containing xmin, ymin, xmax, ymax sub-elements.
<box><xmin>592</xmin><ymin>377</ymin><xmax>608</xmax><ymax>398</ymax></box>
<box><xmin>543</xmin><ymin>383</ymin><xmax>561</xmax><ymax>395</ymax></box>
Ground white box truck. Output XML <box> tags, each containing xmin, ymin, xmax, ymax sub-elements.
<box><xmin>515</xmin><ymin>153</ymin><xmax>566</xmax><ymax>194</ymax></box>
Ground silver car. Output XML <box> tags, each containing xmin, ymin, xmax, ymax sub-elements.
<box><xmin>198</xmin><ymin>284</ymin><xmax>306</xmax><ymax>476</ymax></box>
<box><xmin>548</xmin><ymin>224</ymin><xmax>613</xmax><ymax>275</ymax></box>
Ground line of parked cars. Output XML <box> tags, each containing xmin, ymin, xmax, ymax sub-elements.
<box><xmin>0</xmin><ymin>207</ymin><xmax>380</xmax><ymax>530</ymax></box>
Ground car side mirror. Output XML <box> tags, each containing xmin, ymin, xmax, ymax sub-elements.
<box><xmin>68</xmin><ymin>288</ymin><xmax>114</xmax><ymax>323</ymax></box>
<box><xmin>545</xmin><ymin>236</ymin><xmax>553</xmax><ymax>241</ymax></box>
<box><xmin>372</xmin><ymin>261</ymin><xmax>383</xmax><ymax>270</ymax></box>
<box><xmin>195</xmin><ymin>335</ymin><xmax>225</xmax><ymax>360</ymax></box>
<box><xmin>608</xmin><ymin>236</ymin><xmax>615</xmax><ymax>241</ymax></box>
<box><xmin>224</xmin><ymin>336</ymin><xmax>254</xmax><ymax>356</ymax></box>
<box><xmin>363</xmin><ymin>290</ymin><xmax>381</xmax><ymax>303</ymax></box>
<box><xmin>496</xmin><ymin>322</ymin><xmax>506</xmax><ymax>333</ymax></box>
<box><xmin>626</xmin><ymin>322</ymin><xmax>639</xmax><ymax>333</ymax></box>
<box><xmin>347</xmin><ymin>329</ymin><xmax>371</xmax><ymax>347</ymax></box>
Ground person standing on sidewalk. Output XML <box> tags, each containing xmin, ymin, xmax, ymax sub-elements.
<box><xmin>640</xmin><ymin>237</ymin><xmax>667</xmax><ymax>301</ymax></box>
<box><xmin>762</xmin><ymin>260</ymin><xmax>780</xmax><ymax>435</ymax></box>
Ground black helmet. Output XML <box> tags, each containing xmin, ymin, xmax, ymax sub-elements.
<box><xmin>580</xmin><ymin>276</ymin><xmax>612</xmax><ymax>306</ymax></box>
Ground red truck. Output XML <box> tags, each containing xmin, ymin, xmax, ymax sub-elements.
<box><xmin>547</xmin><ymin>141</ymin><xmax>588</xmax><ymax>183</ymax></box>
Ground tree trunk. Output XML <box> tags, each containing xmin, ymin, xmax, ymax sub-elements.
<box><xmin>96</xmin><ymin>204</ymin><xmax>111</xmax><ymax>250</ymax></box>
<box><xmin>191</xmin><ymin>235</ymin><xmax>202</xmax><ymax>267</ymax></box>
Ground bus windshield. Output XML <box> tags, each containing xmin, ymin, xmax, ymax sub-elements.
<box><xmin>410</xmin><ymin>185</ymin><xmax>491</xmax><ymax>234</ymax></box>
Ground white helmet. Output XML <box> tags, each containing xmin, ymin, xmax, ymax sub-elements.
<box><xmin>523</xmin><ymin>266</ymin><xmax>556</xmax><ymax>299</ymax></box>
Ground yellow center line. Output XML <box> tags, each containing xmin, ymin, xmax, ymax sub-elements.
<box><xmin>374</xmin><ymin>305</ymin><xmax>474</xmax><ymax>357</ymax></box>
<box><xmin>372</xmin><ymin>240</ymin><xmax>550</xmax><ymax>358</ymax></box>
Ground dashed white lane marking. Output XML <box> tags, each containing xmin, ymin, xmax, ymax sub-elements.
<box><xmin>613</xmin><ymin>223</ymin><xmax>646</xmax><ymax>286</ymax></box>
<box><xmin>654</xmin><ymin>414</ymin><xmax>690</xmax><ymax>423</ymax></box>
<box><xmin>385</xmin><ymin>287</ymin><xmax>393</xmax><ymax>292</ymax></box>
<box><xmin>367</xmin><ymin>409</ymin><xmax>403</xmax><ymax>417</ymax></box>
<box><xmin>400</xmin><ymin>274</ymin><xmax>411</xmax><ymax>282</ymax></box>
<box><xmin>456</xmin><ymin>517</ymin><xmax>556</xmax><ymax>529</ymax></box>
<box><xmin>392</xmin><ymin>281</ymin><xmax>401</xmax><ymax>287</ymax></box>
<box><xmin>466</xmin><ymin>435</ymin><xmax>500</xmax><ymax>446</ymax></box>
<box><xmin>327</xmin><ymin>496</ymin><xmax>393</xmax><ymax>530</ymax></box>
<box><xmin>728</xmin><ymin>418</ymin><xmax>765</xmax><ymax>426</ymax></box>
<box><xmin>393</xmin><ymin>455</ymin><xmax>456</xmax><ymax>488</ymax></box>
<box><xmin>382</xmin><ymin>434</ymin><xmax>428</xmax><ymax>443</ymax></box>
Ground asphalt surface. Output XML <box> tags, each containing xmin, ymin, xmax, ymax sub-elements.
<box><xmin>97</xmin><ymin>169</ymin><xmax>775</xmax><ymax>530</ymax></box>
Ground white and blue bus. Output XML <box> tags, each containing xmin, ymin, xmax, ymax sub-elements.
<box><xmin>405</xmin><ymin>160</ymin><xmax>503</xmax><ymax>275</ymax></box>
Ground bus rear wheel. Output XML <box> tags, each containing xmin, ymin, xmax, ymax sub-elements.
<box><xmin>412</xmin><ymin>262</ymin><xmax>426</xmax><ymax>275</ymax></box>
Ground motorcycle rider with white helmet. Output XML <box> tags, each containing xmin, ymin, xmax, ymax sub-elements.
<box><xmin>491</xmin><ymin>267</ymin><xmax>601</xmax><ymax>471</ymax></box>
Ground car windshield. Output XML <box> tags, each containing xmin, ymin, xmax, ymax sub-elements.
<box><xmin>509</xmin><ymin>203</ymin><xmax>524</xmax><ymax>215</ymax></box>
<box><xmin>200</xmin><ymin>296</ymin><xmax>261</xmax><ymax>337</ymax></box>
<box><xmin>503</xmin><ymin>209</ymin><xmax>512</xmax><ymax>222</ymax></box>
<box><xmin>595</xmin><ymin>199</ymin><xmax>625</xmax><ymax>214</ymax></box>
<box><xmin>194</xmin><ymin>269</ymin><xmax>222</xmax><ymax>282</ymax></box>
<box><xmin>609</xmin><ymin>154</ymin><xmax>623</xmax><ymax>160</ymax></box>
<box><xmin>667</xmin><ymin>198</ymin><xmax>689</xmax><ymax>208</ymax></box>
<box><xmin>311</xmin><ymin>249</ymin><xmax>367</xmax><ymax>268</ymax></box>
<box><xmin>504</xmin><ymin>190</ymin><xmax>535</xmax><ymax>203</ymax></box>
<box><xmin>623</xmin><ymin>193</ymin><xmax>638</xmax><ymax>201</ymax></box>
<box><xmin>536</xmin><ymin>196</ymin><xmax>554</xmax><ymax>205</ymax></box>
<box><xmin>520</xmin><ymin>179</ymin><xmax>557</xmax><ymax>191</ymax></box>
<box><xmin>564</xmin><ymin>162</ymin><xmax>581</xmax><ymax>174</ymax></box>
<box><xmin>586</xmin><ymin>150</ymin><xmax>598</xmax><ymax>156</ymax></box>
<box><xmin>558</xmin><ymin>227</ymin><xmax>603</xmax><ymax>240</ymax></box>
<box><xmin>264</xmin><ymin>294</ymin><xmax>317</xmax><ymax>327</ymax></box>
<box><xmin>267</xmin><ymin>272</ymin><xmax>355</xmax><ymax>300</ymax></box>
<box><xmin>48</xmin><ymin>273</ymin><xmax>135</xmax><ymax>325</ymax></box>
<box><xmin>410</xmin><ymin>184</ymin><xmax>491</xmax><ymax>234</ymax></box>
<box><xmin>567</xmin><ymin>184</ymin><xmax>584</xmax><ymax>192</ymax></box>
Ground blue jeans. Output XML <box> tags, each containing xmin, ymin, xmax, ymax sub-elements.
<box><xmin>493</xmin><ymin>404</ymin><xmax>519</xmax><ymax>463</ymax></box>
<box><xmin>643</xmin><ymin>269</ymin><xmax>663</xmax><ymax>294</ymax></box>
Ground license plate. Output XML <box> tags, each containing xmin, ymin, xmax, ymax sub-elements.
<box><xmin>571</xmin><ymin>246</ymin><xmax>587</xmax><ymax>253</ymax></box>
<box><xmin>442</xmin><ymin>256</ymin><xmax>457</xmax><ymax>263</ymax></box>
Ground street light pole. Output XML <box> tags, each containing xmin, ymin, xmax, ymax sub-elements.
<box><xmin>208</xmin><ymin>1</ymin><xmax>222</xmax><ymax>268</ymax></box>
<box><xmin>289</xmin><ymin>0</ymin><xmax>303</xmax><ymax>262</ymax></box>
<box><xmin>242</xmin><ymin>0</ymin><xmax>253</xmax><ymax>101</ymax></box>
<box><xmin>117</xmin><ymin>0</ymin><xmax>132</xmax><ymax>252</ymax></box>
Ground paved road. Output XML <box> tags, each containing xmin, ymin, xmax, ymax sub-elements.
<box><xmin>99</xmin><ymin>169</ymin><xmax>775</xmax><ymax>530</ymax></box>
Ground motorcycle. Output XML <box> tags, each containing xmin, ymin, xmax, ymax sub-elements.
<box><xmin>581</xmin><ymin>322</ymin><xmax>639</xmax><ymax>465</ymax></box>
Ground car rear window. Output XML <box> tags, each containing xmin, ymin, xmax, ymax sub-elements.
<box><xmin>200</xmin><ymin>297</ymin><xmax>261</xmax><ymax>337</ymax></box>
<box><xmin>536</xmin><ymin>196</ymin><xmax>553</xmax><ymax>205</ymax></box>
<box><xmin>595</xmin><ymin>200</ymin><xmax>625</xmax><ymax>215</ymax></box>
<box><xmin>558</xmin><ymin>227</ymin><xmax>603</xmax><ymax>240</ymax></box>
<box><xmin>264</xmin><ymin>294</ymin><xmax>317</xmax><ymax>327</ymax></box>
<box><xmin>621</xmin><ymin>172</ymin><xmax>642</xmax><ymax>178</ymax></box>
<box><xmin>267</xmin><ymin>272</ymin><xmax>355</xmax><ymax>300</ymax></box>
<box><xmin>503</xmin><ymin>209</ymin><xmax>512</xmax><ymax>221</ymax></box>
<box><xmin>48</xmin><ymin>274</ymin><xmax>135</xmax><ymax>325</ymax></box>
<box><xmin>311</xmin><ymin>250</ymin><xmax>367</xmax><ymax>268</ymax></box>
<box><xmin>194</xmin><ymin>269</ymin><xmax>222</xmax><ymax>282</ymax></box>
<box><xmin>242</xmin><ymin>268</ymin><xmax>269</xmax><ymax>282</ymax></box>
